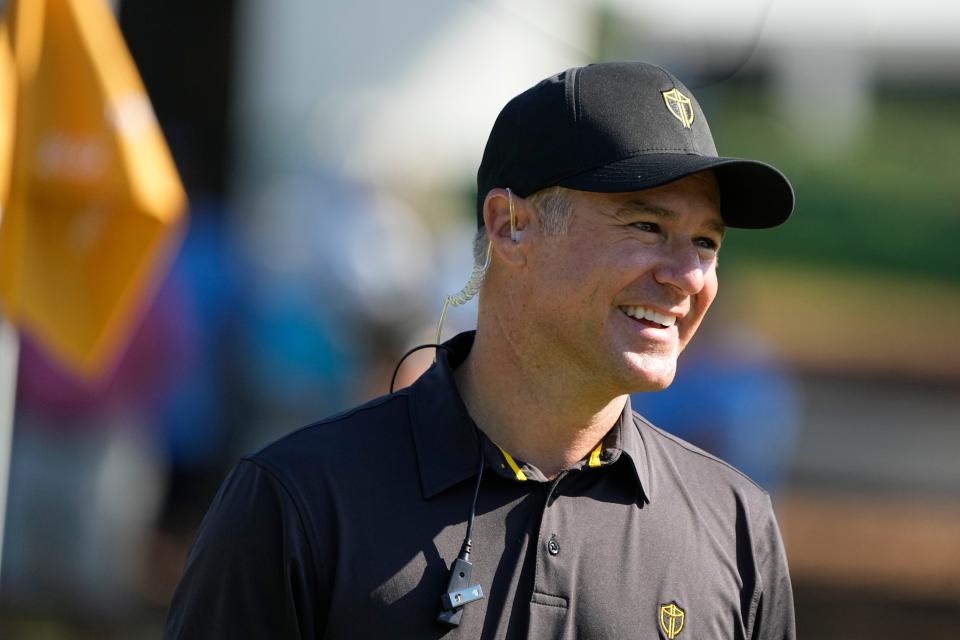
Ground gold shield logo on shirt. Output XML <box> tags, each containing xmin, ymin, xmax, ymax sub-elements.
<box><xmin>661</xmin><ymin>88</ymin><xmax>694</xmax><ymax>129</ymax></box>
<box><xmin>659</xmin><ymin>602</ymin><xmax>685</xmax><ymax>639</ymax></box>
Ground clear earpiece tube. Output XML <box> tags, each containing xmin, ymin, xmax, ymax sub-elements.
<box><xmin>435</xmin><ymin>188</ymin><xmax>514</xmax><ymax>346</ymax></box>
<box><xmin>435</xmin><ymin>241</ymin><xmax>492</xmax><ymax>345</ymax></box>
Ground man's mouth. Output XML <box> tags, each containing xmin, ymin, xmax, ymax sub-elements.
<box><xmin>619</xmin><ymin>305</ymin><xmax>677</xmax><ymax>328</ymax></box>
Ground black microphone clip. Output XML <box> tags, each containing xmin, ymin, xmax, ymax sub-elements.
<box><xmin>436</xmin><ymin>552</ymin><xmax>484</xmax><ymax>627</ymax></box>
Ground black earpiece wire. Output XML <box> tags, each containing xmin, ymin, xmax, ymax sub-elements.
<box><xmin>388</xmin><ymin>342</ymin><xmax>487</xmax><ymax>627</ymax></box>
<box><xmin>390</xmin><ymin>343</ymin><xmax>451</xmax><ymax>394</ymax></box>
<box><xmin>462</xmin><ymin>432</ymin><xmax>485</xmax><ymax>560</ymax></box>
<box><xmin>436</xmin><ymin>428</ymin><xmax>486</xmax><ymax>627</ymax></box>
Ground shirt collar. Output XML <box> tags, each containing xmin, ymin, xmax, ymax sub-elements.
<box><xmin>408</xmin><ymin>331</ymin><xmax>652</xmax><ymax>503</ymax></box>
<box><xmin>408</xmin><ymin>332</ymin><xmax>482</xmax><ymax>499</ymax></box>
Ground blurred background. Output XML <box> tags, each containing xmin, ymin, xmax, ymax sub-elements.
<box><xmin>1</xmin><ymin>0</ymin><xmax>958</xmax><ymax>637</ymax></box>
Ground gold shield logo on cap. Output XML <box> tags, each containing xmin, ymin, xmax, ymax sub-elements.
<box><xmin>661</xmin><ymin>88</ymin><xmax>694</xmax><ymax>129</ymax></box>
<box><xmin>659</xmin><ymin>602</ymin><xmax>685</xmax><ymax>639</ymax></box>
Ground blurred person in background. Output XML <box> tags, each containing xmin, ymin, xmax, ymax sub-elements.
<box><xmin>147</xmin><ymin>205</ymin><xmax>247</xmax><ymax>607</ymax></box>
<box><xmin>2</xmin><ymin>273</ymin><xmax>183</xmax><ymax>617</ymax></box>
<box><xmin>229</xmin><ymin>171</ymin><xmax>436</xmax><ymax>448</ymax></box>
<box><xmin>166</xmin><ymin>62</ymin><xmax>797</xmax><ymax>639</ymax></box>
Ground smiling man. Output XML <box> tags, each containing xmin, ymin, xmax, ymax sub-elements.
<box><xmin>460</xmin><ymin>173</ymin><xmax>726</xmax><ymax>480</ymax></box>
<box><xmin>167</xmin><ymin>62</ymin><xmax>796</xmax><ymax>639</ymax></box>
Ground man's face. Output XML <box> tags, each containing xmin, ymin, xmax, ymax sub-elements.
<box><xmin>518</xmin><ymin>171</ymin><xmax>723</xmax><ymax>395</ymax></box>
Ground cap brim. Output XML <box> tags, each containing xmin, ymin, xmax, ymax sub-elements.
<box><xmin>558</xmin><ymin>153</ymin><xmax>794</xmax><ymax>229</ymax></box>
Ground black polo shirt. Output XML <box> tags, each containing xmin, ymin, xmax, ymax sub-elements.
<box><xmin>166</xmin><ymin>332</ymin><xmax>795</xmax><ymax>639</ymax></box>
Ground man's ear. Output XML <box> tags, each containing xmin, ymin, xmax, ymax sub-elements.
<box><xmin>482</xmin><ymin>188</ymin><xmax>536</xmax><ymax>268</ymax></box>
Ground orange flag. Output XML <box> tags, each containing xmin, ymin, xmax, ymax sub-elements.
<box><xmin>0</xmin><ymin>24</ymin><xmax>13</xmax><ymax>207</ymax></box>
<box><xmin>0</xmin><ymin>0</ymin><xmax>187</xmax><ymax>378</ymax></box>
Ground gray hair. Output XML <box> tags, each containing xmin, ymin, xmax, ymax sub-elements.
<box><xmin>472</xmin><ymin>186</ymin><xmax>574</xmax><ymax>266</ymax></box>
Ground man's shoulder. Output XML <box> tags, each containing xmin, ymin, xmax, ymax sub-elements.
<box><xmin>246</xmin><ymin>391</ymin><xmax>414</xmax><ymax>485</ymax></box>
<box><xmin>632</xmin><ymin>410</ymin><xmax>771</xmax><ymax>504</ymax></box>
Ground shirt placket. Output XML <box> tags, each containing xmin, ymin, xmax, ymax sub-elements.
<box><xmin>526</xmin><ymin>470</ymin><xmax>574</xmax><ymax>638</ymax></box>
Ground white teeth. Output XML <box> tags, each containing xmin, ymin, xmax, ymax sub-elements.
<box><xmin>621</xmin><ymin>305</ymin><xmax>676</xmax><ymax>327</ymax></box>
<box><xmin>651</xmin><ymin>310</ymin><xmax>674</xmax><ymax>326</ymax></box>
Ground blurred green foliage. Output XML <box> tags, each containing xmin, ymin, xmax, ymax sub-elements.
<box><xmin>710</xmin><ymin>86</ymin><xmax>960</xmax><ymax>282</ymax></box>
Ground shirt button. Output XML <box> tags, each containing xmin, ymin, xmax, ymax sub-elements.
<box><xmin>547</xmin><ymin>534</ymin><xmax>560</xmax><ymax>556</ymax></box>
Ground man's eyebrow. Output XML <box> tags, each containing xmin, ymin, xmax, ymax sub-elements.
<box><xmin>614</xmin><ymin>201</ymin><xmax>726</xmax><ymax>236</ymax></box>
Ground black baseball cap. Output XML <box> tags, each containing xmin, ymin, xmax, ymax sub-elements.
<box><xmin>476</xmin><ymin>62</ymin><xmax>794</xmax><ymax>229</ymax></box>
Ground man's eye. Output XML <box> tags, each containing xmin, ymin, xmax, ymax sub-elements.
<box><xmin>632</xmin><ymin>221</ymin><xmax>660</xmax><ymax>233</ymax></box>
<box><xmin>695</xmin><ymin>237</ymin><xmax>720</xmax><ymax>251</ymax></box>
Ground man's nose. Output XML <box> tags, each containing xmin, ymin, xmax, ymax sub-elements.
<box><xmin>653</xmin><ymin>242</ymin><xmax>706</xmax><ymax>295</ymax></box>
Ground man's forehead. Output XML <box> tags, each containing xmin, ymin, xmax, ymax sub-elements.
<box><xmin>568</xmin><ymin>176</ymin><xmax>725</xmax><ymax>232</ymax></box>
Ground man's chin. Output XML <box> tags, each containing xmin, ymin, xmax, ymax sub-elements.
<box><xmin>628</xmin><ymin>376</ymin><xmax>674</xmax><ymax>394</ymax></box>
<box><xmin>622</xmin><ymin>353</ymin><xmax>677</xmax><ymax>393</ymax></box>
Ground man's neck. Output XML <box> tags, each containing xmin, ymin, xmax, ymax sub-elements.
<box><xmin>454</xmin><ymin>329</ymin><xmax>627</xmax><ymax>479</ymax></box>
